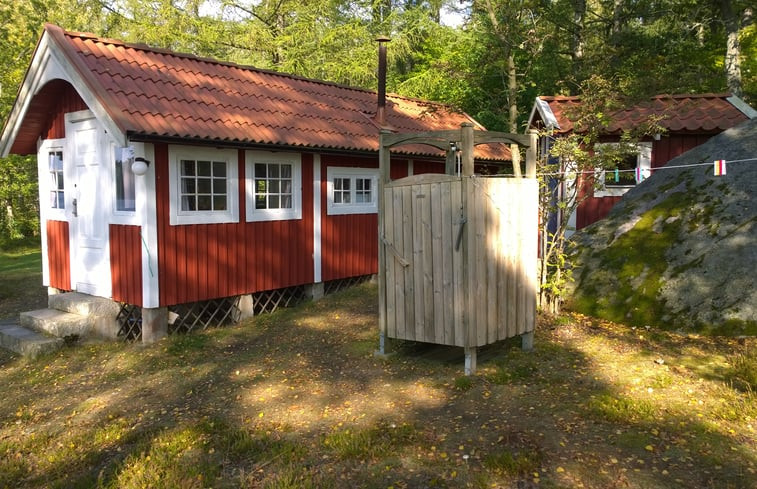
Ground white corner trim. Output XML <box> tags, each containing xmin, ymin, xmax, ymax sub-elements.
<box><xmin>313</xmin><ymin>154</ymin><xmax>322</xmax><ymax>284</ymax></box>
<box><xmin>138</xmin><ymin>142</ymin><xmax>160</xmax><ymax>308</ymax></box>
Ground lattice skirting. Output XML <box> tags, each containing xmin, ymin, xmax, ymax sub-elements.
<box><xmin>116</xmin><ymin>276</ymin><xmax>373</xmax><ymax>341</ymax></box>
<box><xmin>116</xmin><ymin>296</ymin><xmax>241</xmax><ymax>341</ymax></box>
<box><xmin>324</xmin><ymin>274</ymin><xmax>373</xmax><ymax>295</ymax></box>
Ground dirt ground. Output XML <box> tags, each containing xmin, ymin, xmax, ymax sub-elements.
<box><xmin>0</xmin><ymin>283</ymin><xmax>755</xmax><ymax>488</ymax></box>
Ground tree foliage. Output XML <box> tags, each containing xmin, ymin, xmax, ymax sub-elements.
<box><xmin>0</xmin><ymin>0</ymin><xmax>754</xmax><ymax>242</ymax></box>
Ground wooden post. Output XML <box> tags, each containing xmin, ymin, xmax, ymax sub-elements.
<box><xmin>445</xmin><ymin>144</ymin><xmax>457</xmax><ymax>175</ymax></box>
<box><xmin>525</xmin><ymin>129</ymin><xmax>538</xmax><ymax>178</ymax></box>
<box><xmin>376</xmin><ymin>130</ymin><xmax>392</xmax><ymax>355</ymax></box>
<box><xmin>461</xmin><ymin>123</ymin><xmax>474</xmax><ymax>177</ymax></box>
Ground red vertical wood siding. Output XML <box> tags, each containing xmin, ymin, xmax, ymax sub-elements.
<box><xmin>47</xmin><ymin>220</ymin><xmax>71</xmax><ymax>291</ymax></box>
<box><xmin>412</xmin><ymin>159</ymin><xmax>445</xmax><ymax>175</ymax></box>
<box><xmin>320</xmin><ymin>155</ymin><xmax>380</xmax><ymax>281</ymax></box>
<box><xmin>156</xmin><ymin>145</ymin><xmax>314</xmax><ymax>306</ymax></box>
<box><xmin>652</xmin><ymin>134</ymin><xmax>713</xmax><ymax>168</ymax></box>
<box><xmin>110</xmin><ymin>225</ymin><xmax>143</xmax><ymax>306</ymax></box>
<box><xmin>42</xmin><ymin>83</ymin><xmax>87</xmax><ymax>139</ymax></box>
<box><xmin>577</xmin><ymin>132</ymin><xmax>719</xmax><ymax>229</ymax></box>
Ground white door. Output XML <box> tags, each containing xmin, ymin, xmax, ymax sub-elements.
<box><xmin>67</xmin><ymin>115</ymin><xmax>112</xmax><ymax>297</ymax></box>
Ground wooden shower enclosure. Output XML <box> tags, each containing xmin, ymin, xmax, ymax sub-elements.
<box><xmin>377</xmin><ymin>124</ymin><xmax>539</xmax><ymax>374</ymax></box>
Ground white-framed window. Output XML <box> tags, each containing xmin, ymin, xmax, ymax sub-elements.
<box><xmin>245</xmin><ymin>151</ymin><xmax>302</xmax><ymax>222</ymax></box>
<box><xmin>168</xmin><ymin>146</ymin><xmax>238</xmax><ymax>225</ymax></box>
<box><xmin>48</xmin><ymin>149</ymin><xmax>65</xmax><ymax>210</ymax></box>
<box><xmin>38</xmin><ymin>138</ymin><xmax>67</xmax><ymax>221</ymax></box>
<box><xmin>114</xmin><ymin>146</ymin><xmax>136</xmax><ymax>213</ymax></box>
<box><xmin>595</xmin><ymin>142</ymin><xmax>652</xmax><ymax>197</ymax></box>
<box><xmin>326</xmin><ymin>167</ymin><xmax>379</xmax><ymax>215</ymax></box>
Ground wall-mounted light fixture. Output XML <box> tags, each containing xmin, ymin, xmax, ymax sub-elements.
<box><xmin>131</xmin><ymin>157</ymin><xmax>150</xmax><ymax>176</ymax></box>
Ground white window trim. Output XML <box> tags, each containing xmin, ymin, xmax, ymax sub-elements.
<box><xmin>595</xmin><ymin>142</ymin><xmax>652</xmax><ymax>198</ymax></box>
<box><xmin>38</xmin><ymin>138</ymin><xmax>67</xmax><ymax>222</ymax></box>
<box><xmin>168</xmin><ymin>146</ymin><xmax>239</xmax><ymax>225</ymax></box>
<box><xmin>326</xmin><ymin>167</ymin><xmax>379</xmax><ymax>215</ymax></box>
<box><xmin>245</xmin><ymin>151</ymin><xmax>302</xmax><ymax>222</ymax></box>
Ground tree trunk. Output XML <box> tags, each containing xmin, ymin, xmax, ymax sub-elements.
<box><xmin>571</xmin><ymin>0</ymin><xmax>586</xmax><ymax>87</ymax></box>
<box><xmin>508</xmin><ymin>51</ymin><xmax>522</xmax><ymax>176</ymax></box>
<box><xmin>719</xmin><ymin>0</ymin><xmax>742</xmax><ymax>98</ymax></box>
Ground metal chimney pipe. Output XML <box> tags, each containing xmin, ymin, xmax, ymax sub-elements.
<box><xmin>376</xmin><ymin>36</ymin><xmax>391</xmax><ymax>126</ymax></box>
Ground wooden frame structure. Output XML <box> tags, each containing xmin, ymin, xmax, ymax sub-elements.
<box><xmin>377</xmin><ymin>124</ymin><xmax>539</xmax><ymax>374</ymax></box>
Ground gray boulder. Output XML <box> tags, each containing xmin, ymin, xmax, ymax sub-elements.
<box><xmin>568</xmin><ymin>118</ymin><xmax>757</xmax><ymax>335</ymax></box>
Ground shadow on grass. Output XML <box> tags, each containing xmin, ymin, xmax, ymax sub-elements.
<box><xmin>0</xmin><ymin>284</ymin><xmax>755</xmax><ymax>489</ymax></box>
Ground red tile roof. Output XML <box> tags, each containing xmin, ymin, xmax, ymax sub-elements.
<box><xmin>29</xmin><ymin>24</ymin><xmax>509</xmax><ymax>160</ymax></box>
<box><xmin>534</xmin><ymin>94</ymin><xmax>753</xmax><ymax>135</ymax></box>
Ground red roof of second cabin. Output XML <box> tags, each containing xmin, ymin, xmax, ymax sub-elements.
<box><xmin>533</xmin><ymin>94</ymin><xmax>754</xmax><ymax>135</ymax></box>
<box><xmin>8</xmin><ymin>24</ymin><xmax>509</xmax><ymax>160</ymax></box>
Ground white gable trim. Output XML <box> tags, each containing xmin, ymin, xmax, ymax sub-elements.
<box><xmin>527</xmin><ymin>97</ymin><xmax>560</xmax><ymax>131</ymax></box>
<box><xmin>0</xmin><ymin>31</ymin><xmax>127</xmax><ymax>157</ymax></box>
<box><xmin>727</xmin><ymin>95</ymin><xmax>757</xmax><ymax>119</ymax></box>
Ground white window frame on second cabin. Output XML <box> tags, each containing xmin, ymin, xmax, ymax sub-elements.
<box><xmin>38</xmin><ymin>138</ymin><xmax>67</xmax><ymax>222</ymax></box>
<box><xmin>168</xmin><ymin>146</ymin><xmax>239</xmax><ymax>225</ymax></box>
<box><xmin>595</xmin><ymin>142</ymin><xmax>652</xmax><ymax>198</ymax></box>
<box><xmin>326</xmin><ymin>167</ymin><xmax>379</xmax><ymax>215</ymax></box>
<box><xmin>245</xmin><ymin>151</ymin><xmax>302</xmax><ymax>222</ymax></box>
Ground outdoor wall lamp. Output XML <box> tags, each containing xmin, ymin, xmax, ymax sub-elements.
<box><xmin>131</xmin><ymin>157</ymin><xmax>150</xmax><ymax>176</ymax></box>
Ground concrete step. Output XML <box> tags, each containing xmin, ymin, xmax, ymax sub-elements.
<box><xmin>48</xmin><ymin>292</ymin><xmax>121</xmax><ymax>318</ymax></box>
<box><xmin>0</xmin><ymin>321</ymin><xmax>63</xmax><ymax>358</ymax></box>
<box><xmin>20</xmin><ymin>308</ymin><xmax>91</xmax><ymax>338</ymax></box>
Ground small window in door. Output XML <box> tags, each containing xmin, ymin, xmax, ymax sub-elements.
<box><xmin>115</xmin><ymin>147</ymin><xmax>136</xmax><ymax>212</ymax></box>
<box><xmin>48</xmin><ymin>151</ymin><xmax>64</xmax><ymax>209</ymax></box>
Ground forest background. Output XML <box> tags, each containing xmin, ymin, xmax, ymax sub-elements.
<box><xmin>0</xmin><ymin>0</ymin><xmax>754</xmax><ymax>243</ymax></box>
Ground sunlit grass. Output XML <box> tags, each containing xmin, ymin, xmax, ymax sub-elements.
<box><xmin>0</xmin><ymin>288</ymin><xmax>755</xmax><ymax>488</ymax></box>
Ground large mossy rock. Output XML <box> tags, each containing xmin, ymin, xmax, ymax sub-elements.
<box><xmin>568</xmin><ymin>119</ymin><xmax>757</xmax><ymax>335</ymax></box>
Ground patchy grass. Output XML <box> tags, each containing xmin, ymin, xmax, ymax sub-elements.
<box><xmin>0</xmin><ymin>286</ymin><xmax>756</xmax><ymax>488</ymax></box>
<box><xmin>0</xmin><ymin>243</ymin><xmax>46</xmax><ymax>319</ymax></box>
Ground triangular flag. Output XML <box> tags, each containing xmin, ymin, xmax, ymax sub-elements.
<box><xmin>713</xmin><ymin>160</ymin><xmax>726</xmax><ymax>176</ymax></box>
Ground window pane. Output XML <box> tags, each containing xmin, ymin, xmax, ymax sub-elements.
<box><xmin>342</xmin><ymin>192</ymin><xmax>351</xmax><ymax>204</ymax></box>
<box><xmin>213</xmin><ymin>196</ymin><xmax>227</xmax><ymax>211</ymax></box>
<box><xmin>182</xmin><ymin>178</ymin><xmax>195</xmax><ymax>194</ymax></box>
<box><xmin>269</xmin><ymin>180</ymin><xmax>279</xmax><ymax>193</ymax></box>
<box><xmin>334</xmin><ymin>192</ymin><xmax>343</xmax><ymax>204</ymax></box>
<box><xmin>197</xmin><ymin>178</ymin><xmax>211</xmax><ymax>194</ymax></box>
<box><xmin>281</xmin><ymin>195</ymin><xmax>292</xmax><ymax>208</ymax></box>
<box><xmin>255</xmin><ymin>195</ymin><xmax>266</xmax><ymax>209</ymax></box>
<box><xmin>281</xmin><ymin>164</ymin><xmax>291</xmax><ymax>178</ymax></box>
<box><xmin>269</xmin><ymin>195</ymin><xmax>280</xmax><ymax>208</ymax></box>
<box><xmin>50</xmin><ymin>191</ymin><xmax>57</xmax><ymax>208</ymax></box>
<box><xmin>57</xmin><ymin>173</ymin><xmax>64</xmax><ymax>190</ymax></box>
<box><xmin>269</xmin><ymin>164</ymin><xmax>279</xmax><ymax>178</ymax></box>
<box><xmin>197</xmin><ymin>195</ymin><xmax>212</xmax><ymax>210</ymax></box>
<box><xmin>57</xmin><ymin>192</ymin><xmax>64</xmax><ymax>209</ymax></box>
<box><xmin>334</xmin><ymin>179</ymin><xmax>343</xmax><ymax>191</ymax></box>
<box><xmin>213</xmin><ymin>161</ymin><xmax>226</xmax><ymax>177</ymax></box>
<box><xmin>197</xmin><ymin>160</ymin><xmax>211</xmax><ymax>176</ymax></box>
<box><xmin>181</xmin><ymin>160</ymin><xmax>195</xmax><ymax>176</ymax></box>
<box><xmin>181</xmin><ymin>195</ymin><xmax>195</xmax><ymax>211</ymax></box>
<box><xmin>213</xmin><ymin>179</ymin><xmax>225</xmax><ymax>193</ymax></box>
<box><xmin>256</xmin><ymin>179</ymin><xmax>267</xmax><ymax>193</ymax></box>
<box><xmin>255</xmin><ymin>164</ymin><xmax>266</xmax><ymax>177</ymax></box>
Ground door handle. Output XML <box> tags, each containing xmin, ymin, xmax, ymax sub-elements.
<box><xmin>72</xmin><ymin>198</ymin><xmax>78</xmax><ymax>217</ymax></box>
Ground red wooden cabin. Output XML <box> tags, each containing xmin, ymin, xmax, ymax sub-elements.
<box><xmin>0</xmin><ymin>25</ymin><xmax>509</xmax><ymax>340</ymax></box>
<box><xmin>528</xmin><ymin>94</ymin><xmax>755</xmax><ymax>233</ymax></box>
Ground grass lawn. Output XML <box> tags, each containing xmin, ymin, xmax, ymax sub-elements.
<box><xmin>0</xmin><ymin>254</ymin><xmax>755</xmax><ymax>488</ymax></box>
<box><xmin>0</xmin><ymin>241</ymin><xmax>47</xmax><ymax>320</ymax></box>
